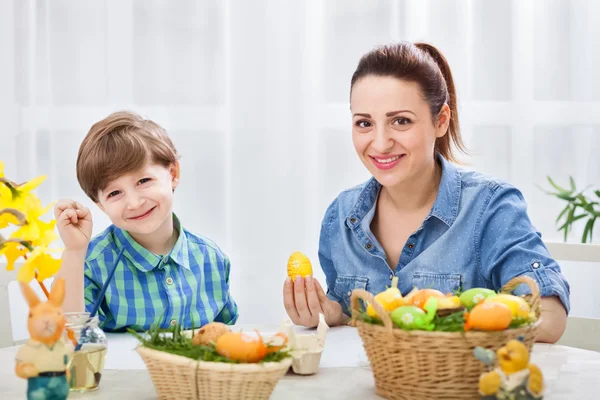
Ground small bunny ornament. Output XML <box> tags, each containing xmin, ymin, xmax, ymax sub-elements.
<box><xmin>15</xmin><ymin>278</ymin><xmax>72</xmax><ymax>400</ymax></box>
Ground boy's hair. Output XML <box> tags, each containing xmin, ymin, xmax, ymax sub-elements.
<box><xmin>76</xmin><ymin>111</ymin><xmax>179</xmax><ymax>202</ymax></box>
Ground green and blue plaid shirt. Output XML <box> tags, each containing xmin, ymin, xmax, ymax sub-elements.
<box><xmin>84</xmin><ymin>215</ymin><xmax>238</xmax><ymax>332</ymax></box>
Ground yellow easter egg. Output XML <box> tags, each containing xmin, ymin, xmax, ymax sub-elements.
<box><xmin>437</xmin><ymin>295</ymin><xmax>462</xmax><ymax>310</ymax></box>
<box><xmin>287</xmin><ymin>252</ymin><xmax>313</xmax><ymax>282</ymax></box>
<box><xmin>367</xmin><ymin>288</ymin><xmax>403</xmax><ymax>318</ymax></box>
<box><xmin>366</xmin><ymin>277</ymin><xmax>403</xmax><ymax>318</ymax></box>
<box><xmin>485</xmin><ymin>294</ymin><xmax>531</xmax><ymax>319</ymax></box>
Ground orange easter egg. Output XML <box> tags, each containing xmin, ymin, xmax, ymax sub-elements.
<box><xmin>215</xmin><ymin>332</ymin><xmax>267</xmax><ymax>363</ymax></box>
<box><xmin>465</xmin><ymin>301</ymin><xmax>512</xmax><ymax>331</ymax></box>
<box><xmin>409</xmin><ymin>289</ymin><xmax>445</xmax><ymax>309</ymax></box>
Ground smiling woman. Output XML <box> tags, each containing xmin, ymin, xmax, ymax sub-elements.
<box><xmin>282</xmin><ymin>42</ymin><xmax>570</xmax><ymax>343</ymax></box>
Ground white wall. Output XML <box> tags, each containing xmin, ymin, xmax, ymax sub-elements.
<box><xmin>1</xmin><ymin>0</ymin><xmax>599</xmax><ymax>342</ymax></box>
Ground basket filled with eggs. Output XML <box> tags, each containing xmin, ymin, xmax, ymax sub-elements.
<box><xmin>132</xmin><ymin>322</ymin><xmax>292</xmax><ymax>400</ymax></box>
<box><xmin>351</xmin><ymin>275</ymin><xmax>541</xmax><ymax>400</ymax></box>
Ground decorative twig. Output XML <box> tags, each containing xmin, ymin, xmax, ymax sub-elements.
<box><xmin>0</xmin><ymin>177</ymin><xmax>17</xmax><ymax>187</ymax></box>
<box><xmin>33</xmin><ymin>271</ymin><xmax>50</xmax><ymax>298</ymax></box>
<box><xmin>0</xmin><ymin>235</ymin><xmax>34</xmax><ymax>252</ymax></box>
<box><xmin>0</xmin><ymin>208</ymin><xmax>27</xmax><ymax>225</ymax></box>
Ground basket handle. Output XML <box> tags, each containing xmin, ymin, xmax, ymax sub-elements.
<box><xmin>350</xmin><ymin>289</ymin><xmax>394</xmax><ymax>332</ymax></box>
<box><xmin>501</xmin><ymin>275</ymin><xmax>540</xmax><ymax>312</ymax></box>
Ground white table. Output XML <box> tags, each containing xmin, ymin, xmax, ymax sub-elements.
<box><xmin>1</xmin><ymin>325</ymin><xmax>599</xmax><ymax>399</ymax></box>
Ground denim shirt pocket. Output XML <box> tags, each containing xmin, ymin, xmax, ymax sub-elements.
<box><xmin>333</xmin><ymin>275</ymin><xmax>369</xmax><ymax>314</ymax></box>
<box><xmin>412</xmin><ymin>271</ymin><xmax>462</xmax><ymax>294</ymax></box>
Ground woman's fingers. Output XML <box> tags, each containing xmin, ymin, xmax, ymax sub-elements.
<box><xmin>283</xmin><ymin>278</ymin><xmax>300</xmax><ymax>322</ymax></box>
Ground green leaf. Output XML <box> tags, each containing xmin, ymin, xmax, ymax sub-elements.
<box><xmin>595</xmin><ymin>190</ymin><xmax>600</xmax><ymax>199</ymax></box>
<box><xmin>560</xmin><ymin>205</ymin><xmax>576</xmax><ymax>241</ymax></box>
<box><xmin>590</xmin><ymin>217</ymin><xmax>596</xmax><ymax>242</ymax></box>
<box><xmin>583</xmin><ymin>218</ymin><xmax>593</xmax><ymax>243</ymax></box>
<box><xmin>547</xmin><ymin>176</ymin><xmax>568</xmax><ymax>193</ymax></box>
<box><xmin>556</xmin><ymin>193</ymin><xmax>577</xmax><ymax>201</ymax></box>
<box><xmin>569</xmin><ymin>176</ymin><xmax>576</xmax><ymax>192</ymax></box>
<box><xmin>557</xmin><ymin>219</ymin><xmax>570</xmax><ymax>231</ymax></box>
<box><xmin>571</xmin><ymin>214</ymin><xmax>588</xmax><ymax>223</ymax></box>
<box><xmin>556</xmin><ymin>204</ymin><xmax>570</xmax><ymax>223</ymax></box>
<box><xmin>558</xmin><ymin>206</ymin><xmax>576</xmax><ymax>231</ymax></box>
<box><xmin>583</xmin><ymin>204</ymin><xmax>597</xmax><ymax>214</ymax></box>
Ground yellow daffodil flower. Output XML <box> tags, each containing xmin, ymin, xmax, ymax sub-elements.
<box><xmin>0</xmin><ymin>242</ymin><xmax>28</xmax><ymax>271</ymax></box>
<box><xmin>1</xmin><ymin>163</ymin><xmax>61</xmax><ymax>284</ymax></box>
<box><xmin>0</xmin><ymin>174</ymin><xmax>46</xmax><ymax>209</ymax></box>
<box><xmin>16</xmin><ymin>247</ymin><xmax>62</xmax><ymax>283</ymax></box>
<box><xmin>10</xmin><ymin>195</ymin><xmax>56</xmax><ymax>246</ymax></box>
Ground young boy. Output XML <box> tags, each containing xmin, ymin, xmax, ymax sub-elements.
<box><xmin>54</xmin><ymin>111</ymin><xmax>238</xmax><ymax>331</ymax></box>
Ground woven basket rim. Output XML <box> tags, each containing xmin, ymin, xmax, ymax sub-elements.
<box><xmin>136</xmin><ymin>345</ymin><xmax>292</xmax><ymax>372</ymax></box>
<box><xmin>355</xmin><ymin>318</ymin><xmax>541</xmax><ymax>338</ymax></box>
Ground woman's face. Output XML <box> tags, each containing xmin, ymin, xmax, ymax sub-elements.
<box><xmin>350</xmin><ymin>75</ymin><xmax>449</xmax><ymax>189</ymax></box>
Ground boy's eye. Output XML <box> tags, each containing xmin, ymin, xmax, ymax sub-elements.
<box><xmin>107</xmin><ymin>190</ymin><xmax>120</xmax><ymax>198</ymax></box>
<box><xmin>355</xmin><ymin>120</ymin><xmax>372</xmax><ymax>128</ymax></box>
<box><xmin>138</xmin><ymin>178</ymin><xmax>151</xmax><ymax>185</ymax></box>
<box><xmin>393</xmin><ymin>117</ymin><xmax>412</xmax><ymax>125</ymax></box>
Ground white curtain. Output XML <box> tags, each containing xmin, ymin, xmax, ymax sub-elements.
<box><xmin>1</xmin><ymin>0</ymin><xmax>599</xmax><ymax>335</ymax></box>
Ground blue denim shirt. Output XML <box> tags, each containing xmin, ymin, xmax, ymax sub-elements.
<box><xmin>319</xmin><ymin>155</ymin><xmax>570</xmax><ymax>317</ymax></box>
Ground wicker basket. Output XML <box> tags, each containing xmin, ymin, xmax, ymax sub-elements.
<box><xmin>136</xmin><ymin>346</ymin><xmax>292</xmax><ymax>400</ymax></box>
<box><xmin>351</xmin><ymin>276</ymin><xmax>541</xmax><ymax>400</ymax></box>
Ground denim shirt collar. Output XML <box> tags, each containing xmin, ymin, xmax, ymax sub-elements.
<box><xmin>112</xmin><ymin>213</ymin><xmax>190</xmax><ymax>272</ymax></box>
<box><xmin>345</xmin><ymin>155</ymin><xmax>462</xmax><ymax>228</ymax></box>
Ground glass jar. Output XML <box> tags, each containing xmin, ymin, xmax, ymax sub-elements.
<box><xmin>64</xmin><ymin>312</ymin><xmax>108</xmax><ymax>392</ymax></box>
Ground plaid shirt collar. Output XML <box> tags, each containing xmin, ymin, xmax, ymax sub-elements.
<box><xmin>112</xmin><ymin>214</ymin><xmax>190</xmax><ymax>272</ymax></box>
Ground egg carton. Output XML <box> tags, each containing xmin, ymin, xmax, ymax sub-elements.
<box><xmin>280</xmin><ymin>314</ymin><xmax>329</xmax><ymax>375</ymax></box>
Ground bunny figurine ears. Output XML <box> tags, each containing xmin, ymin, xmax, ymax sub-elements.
<box><xmin>20</xmin><ymin>277</ymin><xmax>66</xmax><ymax>309</ymax></box>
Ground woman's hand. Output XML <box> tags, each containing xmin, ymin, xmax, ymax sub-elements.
<box><xmin>283</xmin><ymin>276</ymin><xmax>348</xmax><ymax>328</ymax></box>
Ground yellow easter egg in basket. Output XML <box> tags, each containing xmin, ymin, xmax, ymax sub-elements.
<box><xmin>366</xmin><ymin>277</ymin><xmax>403</xmax><ymax>318</ymax></box>
<box><xmin>287</xmin><ymin>252</ymin><xmax>313</xmax><ymax>282</ymax></box>
<box><xmin>485</xmin><ymin>294</ymin><xmax>531</xmax><ymax>319</ymax></box>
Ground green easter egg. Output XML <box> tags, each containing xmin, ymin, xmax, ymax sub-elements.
<box><xmin>390</xmin><ymin>306</ymin><xmax>427</xmax><ymax>329</ymax></box>
<box><xmin>459</xmin><ymin>288</ymin><xmax>496</xmax><ymax>308</ymax></box>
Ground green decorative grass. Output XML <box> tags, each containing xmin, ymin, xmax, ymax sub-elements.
<box><xmin>129</xmin><ymin>323</ymin><xmax>290</xmax><ymax>364</ymax></box>
<box><xmin>431</xmin><ymin>311</ymin><xmax>466</xmax><ymax>332</ymax></box>
<box><xmin>356</xmin><ymin>310</ymin><xmax>535</xmax><ymax>332</ymax></box>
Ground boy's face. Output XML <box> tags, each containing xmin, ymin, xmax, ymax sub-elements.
<box><xmin>96</xmin><ymin>162</ymin><xmax>180</xmax><ymax>235</ymax></box>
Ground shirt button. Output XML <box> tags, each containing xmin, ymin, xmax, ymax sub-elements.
<box><xmin>532</xmin><ymin>262</ymin><xmax>540</xmax><ymax>269</ymax></box>
<box><xmin>407</xmin><ymin>243</ymin><xmax>414</xmax><ymax>249</ymax></box>
<box><xmin>170</xmin><ymin>319</ymin><xmax>177</xmax><ymax>326</ymax></box>
<box><xmin>366</xmin><ymin>243</ymin><xmax>372</xmax><ymax>250</ymax></box>
<box><xmin>166</xmin><ymin>277</ymin><xmax>174</xmax><ymax>285</ymax></box>
<box><xmin>347</xmin><ymin>291</ymin><xmax>352</xmax><ymax>297</ymax></box>
<box><xmin>350</xmin><ymin>217</ymin><xmax>357</xmax><ymax>223</ymax></box>
<box><xmin>389</xmin><ymin>274</ymin><xmax>393</xmax><ymax>280</ymax></box>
